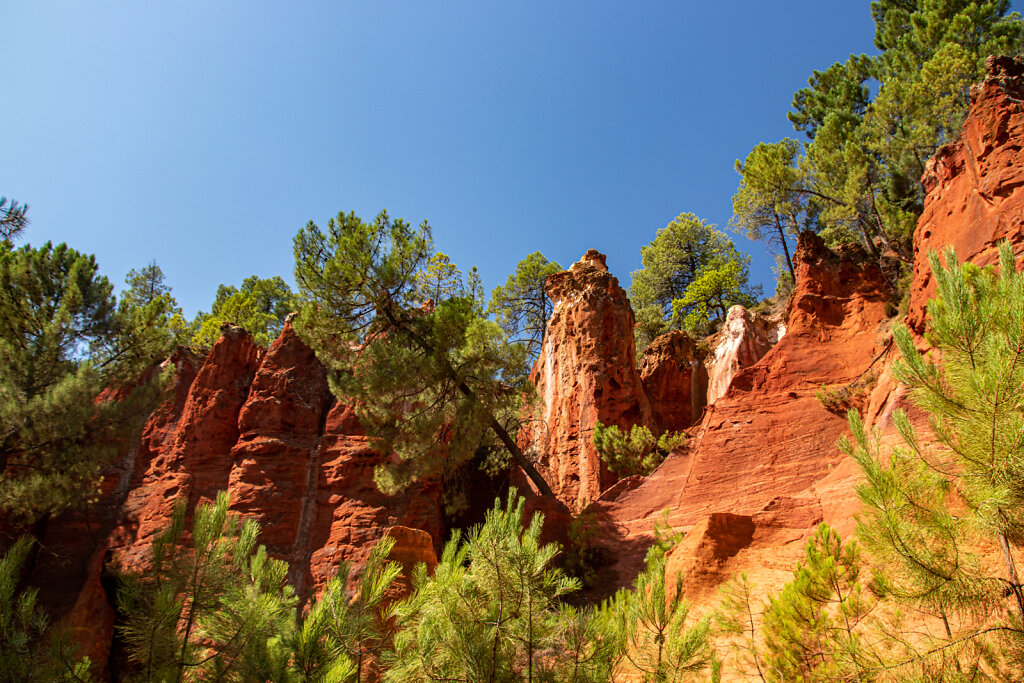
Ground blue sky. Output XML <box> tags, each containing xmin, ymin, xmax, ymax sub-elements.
<box><xmin>4</xmin><ymin>2</ymin><xmax>881</xmax><ymax>318</ymax></box>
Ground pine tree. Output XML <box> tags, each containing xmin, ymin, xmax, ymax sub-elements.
<box><xmin>760</xmin><ymin>524</ymin><xmax>879</xmax><ymax>682</ymax></box>
<box><xmin>0</xmin><ymin>241</ymin><xmax>173</xmax><ymax>521</ymax></box>
<box><xmin>293</xmin><ymin>210</ymin><xmax>550</xmax><ymax>497</ymax></box>
<box><xmin>0</xmin><ymin>197</ymin><xmax>28</xmax><ymax>243</ymax></box>
<box><xmin>592</xmin><ymin>420</ymin><xmax>684</xmax><ymax>477</ymax></box>
<box><xmin>117</xmin><ymin>491</ymin><xmax>297</xmax><ymax>682</ymax></box>
<box><xmin>730</xmin><ymin>139</ymin><xmax>815</xmax><ymax>284</ymax></box>
<box><xmin>301</xmin><ymin>535</ymin><xmax>402</xmax><ymax>682</ymax></box>
<box><xmin>842</xmin><ymin>240</ymin><xmax>1024</xmax><ymax>676</ymax></box>
<box><xmin>630</xmin><ymin>213</ymin><xmax>759</xmax><ymax>345</ymax></box>
<box><xmin>737</xmin><ymin>1</ymin><xmax>1023</xmax><ymax>265</ymax></box>
<box><xmin>192</xmin><ymin>275</ymin><xmax>297</xmax><ymax>348</ymax></box>
<box><xmin>605</xmin><ymin>544</ymin><xmax>715</xmax><ymax>682</ymax></box>
<box><xmin>488</xmin><ymin>252</ymin><xmax>562</xmax><ymax>359</ymax></box>
<box><xmin>0</xmin><ymin>537</ymin><xmax>93</xmax><ymax>682</ymax></box>
<box><xmin>385</xmin><ymin>490</ymin><xmax>580</xmax><ymax>681</ymax></box>
<box><xmin>714</xmin><ymin>572</ymin><xmax>768</xmax><ymax>682</ymax></box>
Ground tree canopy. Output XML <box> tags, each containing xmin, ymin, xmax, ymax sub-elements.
<box><xmin>293</xmin><ymin>209</ymin><xmax>551</xmax><ymax>497</ymax></box>
<box><xmin>734</xmin><ymin>1</ymin><xmax>1023</xmax><ymax>272</ymax></box>
<box><xmin>488</xmin><ymin>251</ymin><xmax>562</xmax><ymax>360</ymax></box>
<box><xmin>730</xmin><ymin>139</ymin><xmax>813</xmax><ymax>284</ymax></box>
<box><xmin>0</xmin><ymin>240</ymin><xmax>173</xmax><ymax>520</ymax></box>
<box><xmin>630</xmin><ymin>213</ymin><xmax>759</xmax><ymax>347</ymax></box>
<box><xmin>192</xmin><ymin>275</ymin><xmax>297</xmax><ymax>348</ymax></box>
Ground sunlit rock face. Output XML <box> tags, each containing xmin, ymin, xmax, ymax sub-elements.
<box><xmin>517</xmin><ymin>249</ymin><xmax>653</xmax><ymax>512</ymax></box>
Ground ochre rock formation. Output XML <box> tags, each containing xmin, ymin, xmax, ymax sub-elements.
<box><xmin>703</xmin><ymin>305</ymin><xmax>784</xmax><ymax>406</ymax></box>
<box><xmin>639</xmin><ymin>329</ymin><xmax>705</xmax><ymax>432</ymax></box>
<box><xmin>910</xmin><ymin>54</ymin><xmax>1024</xmax><ymax>334</ymax></box>
<box><xmin>518</xmin><ymin>249</ymin><xmax>653</xmax><ymax>511</ymax></box>
<box><xmin>20</xmin><ymin>318</ymin><xmax>444</xmax><ymax>676</ymax></box>
<box><xmin>589</xmin><ymin>232</ymin><xmax>893</xmax><ymax>594</ymax></box>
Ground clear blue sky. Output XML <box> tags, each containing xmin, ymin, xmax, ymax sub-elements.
<box><xmin>4</xmin><ymin>2</ymin><xmax>882</xmax><ymax>318</ymax></box>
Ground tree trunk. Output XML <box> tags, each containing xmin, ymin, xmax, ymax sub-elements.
<box><xmin>386</xmin><ymin>305</ymin><xmax>556</xmax><ymax>498</ymax></box>
<box><xmin>775</xmin><ymin>213</ymin><xmax>796</xmax><ymax>284</ymax></box>
<box><xmin>999</xmin><ymin>531</ymin><xmax>1024</xmax><ymax>619</ymax></box>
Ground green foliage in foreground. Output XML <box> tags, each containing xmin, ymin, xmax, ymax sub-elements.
<box><xmin>386</xmin><ymin>490</ymin><xmax>584</xmax><ymax>681</ymax></box>
<box><xmin>843</xmin><ymin>239</ymin><xmax>1024</xmax><ymax>676</ymax></box>
<box><xmin>0</xmin><ymin>240</ymin><xmax>173</xmax><ymax>521</ymax></box>
<box><xmin>0</xmin><ymin>537</ymin><xmax>93</xmax><ymax>682</ymax></box>
<box><xmin>593</xmin><ymin>420</ymin><xmax>685</xmax><ymax>477</ymax></box>
<box><xmin>118</xmin><ymin>491</ymin><xmax>298</xmax><ymax>681</ymax></box>
<box><xmin>606</xmin><ymin>543</ymin><xmax>716</xmax><ymax>683</ymax></box>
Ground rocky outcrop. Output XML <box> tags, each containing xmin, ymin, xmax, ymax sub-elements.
<box><xmin>225</xmin><ymin>315</ymin><xmax>332</xmax><ymax>588</ymax></box>
<box><xmin>304</xmin><ymin>401</ymin><xmax>443</xmax><ymax>596</ymax></box>
<box><xmin>590</xmin><ymin>232</ymin><xmax>892</xmax><ymax>593</ymax></box>
<box><xmin>111</xmin><ymin>325</ymin><xmax>264</xmax><ymax>572</ymax></box>
<box><xmin>518</xmin><ymin>249</ymin><xmax>653</xmax><ymax>511</ymax></box>
<box><xmin>910</xmin><ymin>54</ymin><xmax>1024</xmax><ymax>334</ymax></box>
<box><xmin>704</xmin><ymin>306</ymin><xmax>783</xmax><ymax>406</ymax></box>
<box><xmin>639</xmin><ymin>330</ymin><xmax>705</xmax><ymax>432</ymax></box>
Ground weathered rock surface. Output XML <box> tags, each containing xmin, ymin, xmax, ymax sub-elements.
<box><xmin>518</xmin><ymin>249</ymin><xmax>653</xmax><ymax>511</ymax></box>
<box><xmin>703</xmin><ymin>306</ymin><xmax>784</xmax><ymax>406</ymax></box>
<box><xmin>590</xmin><ymin>232</ymin><xmax>893</xmax><ymax>595</ymax></box>
<box><xmin>911</xmin><ymin>54</ymin><xmax>1024</xmax><ymax>335</ymax></box>
<box><xmin>639</xmin><ymin>330</ymin><xmax>705</xmax><ymax>432</ymax></box>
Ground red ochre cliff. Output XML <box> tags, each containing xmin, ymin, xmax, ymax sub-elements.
<box><xmin>8</xmin><ymin>54</ymin><xmax>1024</xmax><ymax>679</ymax></box>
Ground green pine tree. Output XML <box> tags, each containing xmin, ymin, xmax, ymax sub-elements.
<box><xmin>592</xmin><ymin>420</ymin><xmax>685</xmax><ymax>477</ymax></box>
<box><xmin>842</xmin><ymin>240</ymin><xmax>1024</xmax><ymax>677</ymax></box>
<box><xmin>117</xmin><ymin>491</ymin><xmax>297</xmax><ymax>682</ymax></box>
<box><xmin>385</xmin><ymin>490</ymin><xmax>580</xmax><ymax>682</ymax></box>
<box><xmin>737</xmin><ymin>1</ymin><xmax>1023</xmax><ymax>266</ymax></box>
<box><xmin>0</xmin><ymin>537</ymin><xmax>93</xmax><ymax>682</ymax></box>
<box><xmin>292</xmin><ymin>210</ymin><xmax>550</xmax><ymax>497</ymax></box>
<box><xmin>730</xmin><ymin>139</ymin><xmax>816</xmax><ymax>285</ymax></box>
<box><xmin>0</xmin><ymin>197</ymin><xmax>28</xmax><ymax>243</ymax></box>
<box><xmin>714</xmin><ymin>572</ymin><xmax>768</xmax><ymax>682</ymax></box>
<box><xmin>488</xmin><ymin>251</ymin><xmax>562</xmax><ymax>359</ymax></box>
<box><xmin>630</xmin><ymin>213</ymin><xmax>759</xmax><ymax>346</ymax></box>
<box><xmin>0</xmin><ymin>240</ymin><xmax>173</xmax><ymax>521</ymax></box>
<box><xmin>603</xmin><ymin>543</ymin><xmax>715</xmax><ymax>683</ymax></box>
<box><xmin>192</xmin><ymin>275</ymin><xmax>297</xmax><ymax>349</ymax></box>
<box><xmin>760</xmin><ymin>524</ymin><xmax>879</xmax><ymax>682</ymax></box>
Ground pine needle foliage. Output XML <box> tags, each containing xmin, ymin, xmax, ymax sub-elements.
<box><xmin>630</xmin><ymin>213</ymin><xmax>759</xmax><ymax>345</ymax></box>
<box><xmin>734</xmin><ymin>1</ymin><xmax>1023</xmax><ymax>265</ymax></box>
<box><xmin>487</xmin><ymin>251</ymin><xmax>562</xmax><ymax>360</ymax></box>
<box><xmin>604</xmin><ymin>545</ymin><xmax>715</xmax><ymax>682</ymax></box>
<box><xmin>0</xmin><ymin>537</ymin><xmax>93</xmax><ymax>682</ymax></box>
<box><xmin>290</xmin><ymin>535</ymin><xmax>401</xmax><ymax>682</ymax></box>
<box><xmin>760</xmin><ymin>524</ymin><xmax>880</xmax><ymax>682</ymax></box>
<box><xmin>592</xmin><ymin>420</ymin><xmax>685</xmax><ymax>477</ymax></box>
<box><xmin>714</xmin><ymin>572</ymin><xmax>768</xmax><ymax>681</ymax></box>
<box><xmin>293</xmin><ymin>210</ymin><xmax>551</xmax><ymax>497</ymax></box>
<box><xmin>385</xmin><ymin>489</ymin><xmax>581</xmax><ymax>682</ymax></box>
<box><xmin>0</xmin><ymin>241</ymin><xmax>173</xmax><ymax>521</ymax></box>
<box><xmin>842</xmin><ymin>240</ymin><xmax>1024</xmax><ymax>677</ymax></box>
<box><xmin>191</xmin><ymin>275</ymin><xmax>297</xmax><ymax>349</ymax></box>
<box><xmin>0</xmin><ymin>197</ymin><xmax>28</xmax><ymax>243</ymax></box>
<box><xmin>117</xmin><ymin>491</ymin><xmax>297</xmax><ymax>682</ymax></box>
